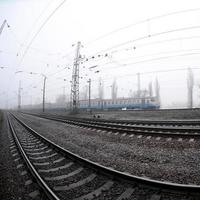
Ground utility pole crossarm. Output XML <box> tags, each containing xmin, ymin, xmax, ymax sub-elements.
<box><xmin>0</xmin><ymin>20</ymin><xmax>7</xmax><ymax>36</ymax></box>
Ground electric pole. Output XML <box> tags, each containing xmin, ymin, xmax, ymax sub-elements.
<box><xmin>70</xmin><ymin>41</ymin><xmax>81</xmax><ymax>113</ymax></box>
<box><xmin>111</xmin><ymin>79</ymin><xmax>117</xmax><ymax>100</ymax></box>
<box><xmin>155</xmin><ymin>78</ymin><xmax>160</xmax><ymax>106</ymax></box>
<box><xmin>187</xmin><ymin>68</ymin><xmax>194</xmax><ymax>108</ymax></box>
<box><xmin>88</xmin><ymin>78</ymin><xmax>91</xmax><ymax>111</ymax></box>
<box><xmin>42</xmin><ymin>75</ymin><xmax>47</xmax><ymax>112</ymax></box>
<box><xmin>18</xmin><ymin>81</ymin><xmax>22</xmax><ymax>111</ymax></box>
<box><xmin>148</xmin><ymin>81</ymin><xmax>153</xmax><ymax>97</ymax></box>
<box><xmin>137</xmin><ymin>73</ymin><xmax>141</xmax><ymax>98</ymax></box>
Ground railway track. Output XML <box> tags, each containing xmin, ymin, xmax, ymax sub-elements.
<box><xmin>26</xmin><ymin>113</ymin><xmax>200</xmax><ymax>137</ymax></box>
<box><xmin>8</xmin><ymin>113</ymin><xmax>200</xmax><ymax>199</ymax></box>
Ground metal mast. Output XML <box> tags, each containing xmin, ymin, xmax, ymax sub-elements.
<box><xmin>137</xmin><ymin>73</ymin><xmax>141</xmax><ymax>98</ymax></box>
<box><xmin>18</xmin><ymin>81</ymin><xmax>22</xmax><ymax>111</ymax></box>
<box><xmin>187</xmin><ymin>68</ymin><xmax>193</xmax><ymax>108</ymax></box>
<box><xmin>42</xmin><ymin>75</ymin><xmax>47</xmax><ymax>112</ymax></box>
<box><xmin>70</xmin><ymin>41</ymin><xmax>81</xmax><ymax>113</ymax></box>
<box><xmin>88</xmin><ymin>78</ymin><xmax>91</xmax><ymax>111</ymax></box>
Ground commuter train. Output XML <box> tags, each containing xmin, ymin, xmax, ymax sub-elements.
<box><xmin>78</xmin><ymin>96</ymin><xmax>160</xmax><ymax>110</ymax></box>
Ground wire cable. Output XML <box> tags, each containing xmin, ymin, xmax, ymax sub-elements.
<box><xmin>85</xmin><ymin>7</ymin><xmax>200</xmax><ymax>46</ymax></box>
<box><xmin>18</xmin><ymin>0</ymin><xmax>68</xmax><ymax>68</ymax></box>
<box><xmin>88</xmin><ymin>25</ymin><xmax>200</xmax><ymax>58</ymax></box>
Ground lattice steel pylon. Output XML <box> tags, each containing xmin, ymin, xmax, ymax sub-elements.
<box><xmin>70</xmin><ymin>41</ymin><xmax>81</xmax><ymax>113</ymax></box>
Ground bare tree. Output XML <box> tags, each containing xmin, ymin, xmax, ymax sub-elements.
<box><xmin>187</xmin><ymin>67</ymin><xmax>194</xmax><ymax>108</ymax></box>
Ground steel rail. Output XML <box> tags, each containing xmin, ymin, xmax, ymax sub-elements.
<box><xmin>12</xmin><ymin>113</ymin><xmax>200</xmax><ymax>192</ymax></box>
<box><xmin>7</xmin><ymin>115</ymin><xmax>60</xmax><ymax>200</ymax></box>
<box><xmin>89</xmin><ymin>120</ymin><xmax>200</xmax><ymax>133</ymax></box>
<box><xmin>22</xmin><ymin>112</ymin><xmax>200</xmax><ymax>126</ymax></box>
<box><xmin>89</xmin><ymin>118</ymin><xmax>200</xmax><ymax>126</ymax></box>
<box><xmin>27</xmin><ymin>113</ymin><xmax>200</xmax><ymax>137</ymax></box>
<box><xmin>86</xmin><ymin>118</ymin><xmax>200</xmax><ymax>126</ymax></box>
<box><xmin>61</xmin><ymin>117</ymin><xmax>200</xmax><ymax>133</ymax></box>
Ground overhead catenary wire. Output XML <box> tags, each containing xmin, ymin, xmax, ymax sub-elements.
<box><xmin>2</xmin><ymin>5</ymin><xmax>200</xmax><ymax>108</ymax></box>
<box><xmin>86</xmin><ymin>49</ymin><xmax>200</xmax><ymax>72</ymax></box>
<box><xmin>85</xmin><ymin>25</ymin><xmax>200</xmax><ymax>60</ymax></box>
<box><xmin>90</xmin><ymin>67</ymin><xmax>200</xmax><ymax>83</ymax></box>
<box><xmin>86</xmin><ymin>35</ymin><xmax>200</xmax><ymax>61</ymax></box>
<box><xmin>85</xmin><ymin>7</ymin><xmax>200</xmax><ymax>46</ymax></box>
<box><xmin>17</xmin><ymin>0</ymin><xmax>68</xmax><ymax>68</ymax></box>
<box><xmin>15</xmin><ymin>0</ymin><xmax>55</xmax><ymax>59</ymax></box>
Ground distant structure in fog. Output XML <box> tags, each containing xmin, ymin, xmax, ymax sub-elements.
<box><xmin>98</xmin><ymin>77</ymin><xmax>104</xmax><ymax>100</ymax></box>
<box><xmin>55</xmin><ymin>94</ymin><xmax>66</xmax><ymax>107</ymax></box>
<box><xmin>155</xmin><ymin>78</ymin><xmax>160</xmax><ymax>106</ymax></box>
<box><xmin>137</xmin><ymin>73</ymin><xmax>141</xmax><ymax>98</ymax></box>
<box><xmin>111</xmin><ymin>79</ymin><xmax>118</xmax><ymax>100</ymax></box>
<box><xmin>148</xmin><ymin>82</ymin><xmax>153</xmax><ymax>97</ymax></box>
<box><xmin>80</xmin><ymin>85</ymin><xmax>88</xmax><ymax>100</ymax></box>
<box><xmin>187</xmin><ymin>67</ymin><xmax>194</xmax><ymax>108</ymax></box>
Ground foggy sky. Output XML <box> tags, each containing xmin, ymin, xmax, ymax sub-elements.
<box><xmin>1</xmin><ymin>0</ymin><xmax>200</xmax><ymax>109</ymax></box>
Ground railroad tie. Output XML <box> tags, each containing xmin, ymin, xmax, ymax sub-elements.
<box><xmin>44</xmin><ymin>167</ymin><xmax>83</xmax><ymax>181</ymax></box>
<box><xmin>29</xmin><ymin>190</ymin><xmax>40</xmax><ymax>198</ymax></box>
<box><xmin>25</xmin><ymin>179</ymin><xmax>33</xmax><ymax>186</ymax></box>
<box><xmin>29</xmin><ymin>152</ymin><xmax>57</xmax><ymax>160</ymax></box>
<box><xmin>54</xmin><ymin>173</ymin><xmax>96</xmax><ymax>191</ymax></box>
<box><xmin>33</xmin><ymin>157</ymin><xmax>65</xmax><ymax>166</ymax></box>
<box><xmin>116</xmin><ymin>187</ymin><xmax>135</xmax><ymax>200</ymax></box>
<box><xmin>73</xmin><ymin>181</ymin><xmax>114</xmax><ymax>200</ymax></box>
<box><xmin>38</xmin><ymin>162</ymin><xmax>73</xmax><ymax>173</ymax></box>
<box><xmin>150</xmin><ymin>194</ymin><xmax>161</xmax><ymax>200</ymax></box>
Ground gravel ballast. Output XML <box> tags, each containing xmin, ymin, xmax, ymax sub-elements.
<box><xmin>0</xmin><ymin>112</ymin><xmax>42</xmax><ymax>200</ymax></box>
<box><xmin>17</xmin><ymin>113</ymin><xmax>200</xmax><ymax>185</ymax></box>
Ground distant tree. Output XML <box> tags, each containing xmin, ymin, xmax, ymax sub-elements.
<box><xmin>148</xmin><ymin>82</ymin><xmax>153</xmax><ymax>97</ymax></box>
<box><xmin>155</xmin><ymin>78</ymin><xmax>161</xmax><ymax>106</ymax></box>
<box><xmin>140</xmin><ymin>89</ymin><xmax>149</xmax><ymax>98</ymax></box>
<box><xmin>98</xmin><ymin>78</ymin><xmax>104</xmax><ymax>99</ymax></box>
<box><xmin>187</xmin><ymin>68</ymin><xmax>194</xmax><ymax>108</ymax></box>
<box><xmin>128</xmin><ymin>89</ymin><xmax>133</xmax><ymax>98</ymax></box>
<box><xmin>80</xmin><ymin>85</ymin><xmax>88</xmax><ymax>100</ymax></box>
<box><xmin>111</xmin><ymin>79</ymin><xmax>118</xmax><ymax>100</ymax></box>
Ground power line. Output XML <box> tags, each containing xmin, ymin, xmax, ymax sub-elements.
<box><xmin>87</xmin><ymin>49</ymin><xmax>200</xmax><ymax>72</ymax></box>
<box><xmin>97</xmin><ymin>52</ymin><xmax>200</xmax><ymax>73</ymax></box>
<box><xmin>94</xmin><ymin>35</ymin><xmax>200</xmax><ymax>59</ymax></box>
<box><xmin>85</xmin><ymin>7</ymin><xmax>200</xmax><ymax>46</ymax></box>
<box><xmin>16</xmin><ymin>0</ymin><xmax>55</xmax><ymax>58</ymax></box>
<box><xmin>18</xmin><ymin>0</ymin><xmax>68</xmax><ymax>68</ymax></box>
<box><xmin>86</xmin><ymin>25</ymin><xmax>200</xmax><ymax>59</ymax></box>
<box><xmin>109</xmin><ymin>48</ymin><xmax>200</xmax><ymax>66</ymax></box>
<box><xmin>90</xmin><ymin>67</ymin><xmax>200</xmax><ymax>82</ymax></box>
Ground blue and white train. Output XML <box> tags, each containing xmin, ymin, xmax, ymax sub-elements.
<box><xmin>78</xmin><ymin>96</ymin><xmax>159</xmax><ymax>110</ymax></box>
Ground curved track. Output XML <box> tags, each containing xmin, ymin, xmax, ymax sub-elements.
<box><xmin>27</xmin><ymin>113</ymin><xmax>200</xmax><ymax>137</ymax></box>
<box><xmin>7</xmin><ymin>112</ymin><xmax>200</xmax><ymax>199</ymax></box>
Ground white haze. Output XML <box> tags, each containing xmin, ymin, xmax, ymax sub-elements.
<box><xmin>0</xmin><ymin>0</ymin><xmax>200</xmax><ymax>109</ymax></box>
